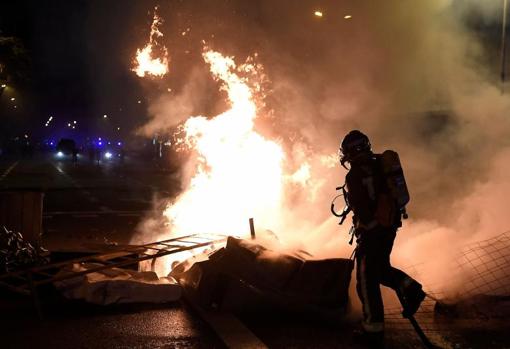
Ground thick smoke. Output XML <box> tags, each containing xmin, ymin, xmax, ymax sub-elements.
<box><xmin>134</xmin><ymin>0</ymin><xmax>510</xmax><ymax>297</ymax></box>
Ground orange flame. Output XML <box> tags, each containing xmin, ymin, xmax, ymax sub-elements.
<box><xmin>163</xmin><ymin>48</ymin><xmax>284</xmax><ymax>236</ymax></box>
<box><xmin>133</xmin><ymin>7</ymin><xmax>169</xmax><ymax>78</ymax></box>
<box><xmin>144</xmin><ymin>48</ymin><xmax>346</xmax><ymax>275</ymax></box>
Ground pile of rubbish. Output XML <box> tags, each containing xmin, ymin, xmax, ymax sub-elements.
<box><xmin>171</xmin><ymin>236</ymin><xmax>354</xmax><ymax>316</ymax></box>
<box><xmin>0</xmin><ymin>231</ymin><xmax>355</xmax><ymax>313</ymax></box>
<box><xmin>54</xmin><ymin>263</ymin><xmax>182</xmax><ymax>305</ymax></box>
<box><xmin>53</xmin><ymin>237</ymin><xmax>354</xmax><ymax>312</ymax></box>
<box><xmin>0</xmin><ymin>226</ymin><xmax>48</xmax><ymax>273</ymax></box>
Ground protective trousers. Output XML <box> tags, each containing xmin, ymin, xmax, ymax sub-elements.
<box><xmin>355</xmin><ymin>227</ymin><xmax>416</xmax><ymax>333</ymax></box>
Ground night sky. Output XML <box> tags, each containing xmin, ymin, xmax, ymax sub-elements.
<box><xmin>0</xmin><ymin>0</ymin><xmax>155</xmax><ymax>140</ymax></box>
<box><xmin>0</xmin><ymin>0</ymin><xmax>283</xmax><ymax>141</ymax></box>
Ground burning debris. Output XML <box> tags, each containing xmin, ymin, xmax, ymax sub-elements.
<box><xmin>162</xmin><ymin>48</ymin><xmax>286</xmax><ymax>248</ymax></box>
<box><xmin>146</xmin><ymin>46</ymin><xmax>334</xmax><ymax>259</ymax></box>
<box><xmin>132</xmin><ymin>6</ymin><xmax>169</xmax><ymax>78</ymax></box>
<box><xmin>0</xmin><ymin>226</ymin><xmax>48</xmax><ymax>273</ymax></box>
<box><xmin>171</xmin><ymin>237</ymin><xmax>353</xmax><ymax>316</ymax></box>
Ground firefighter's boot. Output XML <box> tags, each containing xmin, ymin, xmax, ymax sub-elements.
<box><xmin>400</xmin><ymin>281</ymin><xmax>426</xmax><ymax>317</ymax></box>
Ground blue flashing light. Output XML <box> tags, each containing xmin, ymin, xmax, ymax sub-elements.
<box><xmin>98</xmin><ymin>141</ymin><xmax>103</xmax><ymax>146</ymax></box>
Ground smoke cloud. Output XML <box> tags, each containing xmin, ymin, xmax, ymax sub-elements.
<box><xmin>133</xmin><ymin>0</ymin><xmax>510</xmax><ymax>298</ymax></box>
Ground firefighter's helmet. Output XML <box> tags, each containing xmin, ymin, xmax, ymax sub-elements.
<box><xmin>339</xmin><ymin>130</ymin><xmax>371</xmax><ymax>166</ymax></box>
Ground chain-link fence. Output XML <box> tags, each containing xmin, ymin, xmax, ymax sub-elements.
<box><xmin>385</xmin><ymin>231</ymin><xmax>510</xmax><ymax>347</ymax></box>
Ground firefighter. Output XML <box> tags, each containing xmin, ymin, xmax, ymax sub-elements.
<box><xmin>340</xmin><ymin>130</ymin><xmax>425</xmax><ymax>346</ymax></box>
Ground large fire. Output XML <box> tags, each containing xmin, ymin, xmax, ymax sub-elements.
<box><xmin>132</xmin><ymin>7</ymin><xmax>169</xmax><ymax>78</ymax></box>
<box><xmin>164</xmin><ymin>49</ymin><xmax>285</xmax><ymax>237</ymax></box>
<box><xmin>138</xmin><ymin>46</ymin><xmax>343</xmax><ymax>276</ymax></box>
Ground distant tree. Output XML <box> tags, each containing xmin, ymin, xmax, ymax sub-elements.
<box><xmin>0</xmin><ymin>34</ymin><xmax>30</xmax><ymax>91</ymax></box>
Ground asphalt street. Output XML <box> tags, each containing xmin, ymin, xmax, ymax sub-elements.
<box><xmin>0</xmin><ymin>154</ymin><xmax>180</xmax><ymax>250</ymax></box>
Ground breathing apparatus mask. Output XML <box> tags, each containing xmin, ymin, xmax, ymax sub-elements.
<box><xmin>339</xmin><ymin>130</ymin><xmax>372</xmax><ymax>169</ymax></box>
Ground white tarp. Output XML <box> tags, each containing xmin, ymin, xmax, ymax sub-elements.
<box><xmin>54</xmin><ymin>263</ymin><xmax>182</xmax><ymax>305</ymax></box>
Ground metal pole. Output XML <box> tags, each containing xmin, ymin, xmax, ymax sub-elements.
<box><xmin>501</xmin><ymin>0</ymin><xmax>508</xmax><ymax>93</ymax></box>
<box><xmin>249</xmin><ymin>218</ymin><xmax>255</xmax><ymax>239</ymax></box>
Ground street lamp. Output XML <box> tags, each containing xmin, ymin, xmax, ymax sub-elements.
<box><xmin>0</xmin><ymin>82</ymin><xmax>7</xmax><ymax>97</ymax></box>
<box><xmin>502</xmin><ymin>0</ymin><xmax>508</xmax><ymax>92</ymax></box>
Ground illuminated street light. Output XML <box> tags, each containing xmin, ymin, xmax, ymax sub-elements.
<box><xmin>1</xmin><ymin>84</ymin><xmax>6</xmax><ymax>88</ymax></box>
<box><xmin>10</xmin><ymin>97</ymin><xmax>15</xmax><ymax>101</ymax></box>
<box><xmin>73</xmin><ymin>120</ymin><xmax>77</xmax><ymax>124</ymax></box>
<box><xmin>103</xmin><ymin>114</ymin><xmax>108</xmax><ymax>118</ymax></box>
<box><xmin>137</xmin><ymin>100</ymin><xmax>141</xmax><ymax>104</ymax></box>
<box><xmin>45</xmin><ymin>116</ymin><xmax>54</xmax><ymax>128</ymax></box>
<box><xmin>344</xmin><ymin>15</ymin><xmax>352</xmax><ymax>19</ymax></box>
<box><xmin>314</xmin><ymin>10</ymin><xmax>323</xmax><ymax>17</ymax></box>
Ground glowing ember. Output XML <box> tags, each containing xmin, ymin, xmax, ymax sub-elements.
<box><xmin>133</xmin><ymin>7</ymin><xmax>169</xmax><ymax>78</ymax></box>
<box><xmin>164</xmin><ymin>48</ymin><xmax>284</xmax><ymax>236</ymax></box>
